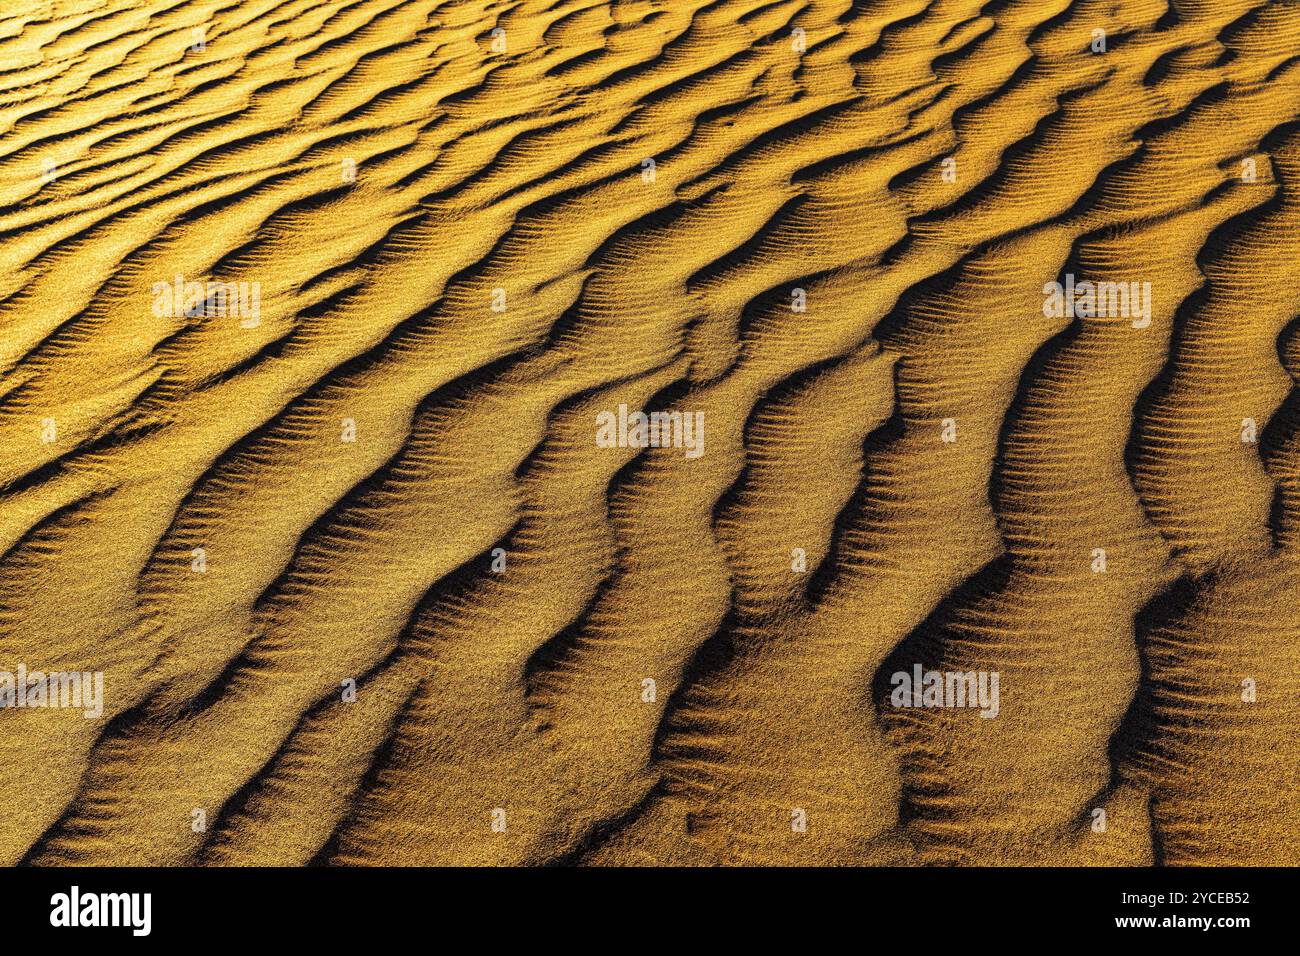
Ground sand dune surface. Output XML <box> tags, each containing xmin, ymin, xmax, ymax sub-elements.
<box><xmin>0</xmin><ymin>0</ymin><xmax>1297</xmax><ymax>865</ymax></box>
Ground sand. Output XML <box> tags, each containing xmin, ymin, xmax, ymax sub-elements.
<box><xmin>0</xmin><ymin>0</ymin><xmax>1296</xmax><ymax>866</ymax></box>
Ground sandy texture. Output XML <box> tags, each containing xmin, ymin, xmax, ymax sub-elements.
<box><xmin>0</xmin><ymin>0</ymin><xmax>1296</xmax><ymax>865</ymax></box>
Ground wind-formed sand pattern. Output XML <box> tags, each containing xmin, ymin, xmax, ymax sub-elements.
<box><xmin>0</xmin><ymin>0</ymin><xmax>1296</xmax><ymax>866</ymax></box>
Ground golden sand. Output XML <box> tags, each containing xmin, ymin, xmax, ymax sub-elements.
<box><xmin>0</xmin><ymin>0</ymin><xmax>1296</xmax><ymax>865</ymax></box>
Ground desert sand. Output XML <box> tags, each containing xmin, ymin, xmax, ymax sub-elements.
<box><xmin>0</xmin><ymin>0</ymin><xmax>1296</xmax><ymax>866</ymax></box>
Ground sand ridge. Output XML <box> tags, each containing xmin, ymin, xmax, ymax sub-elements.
<box><xmin>0</xmin><ymin>0</ymin><xmax>1296</xmax><ymax>865</ymax></box>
